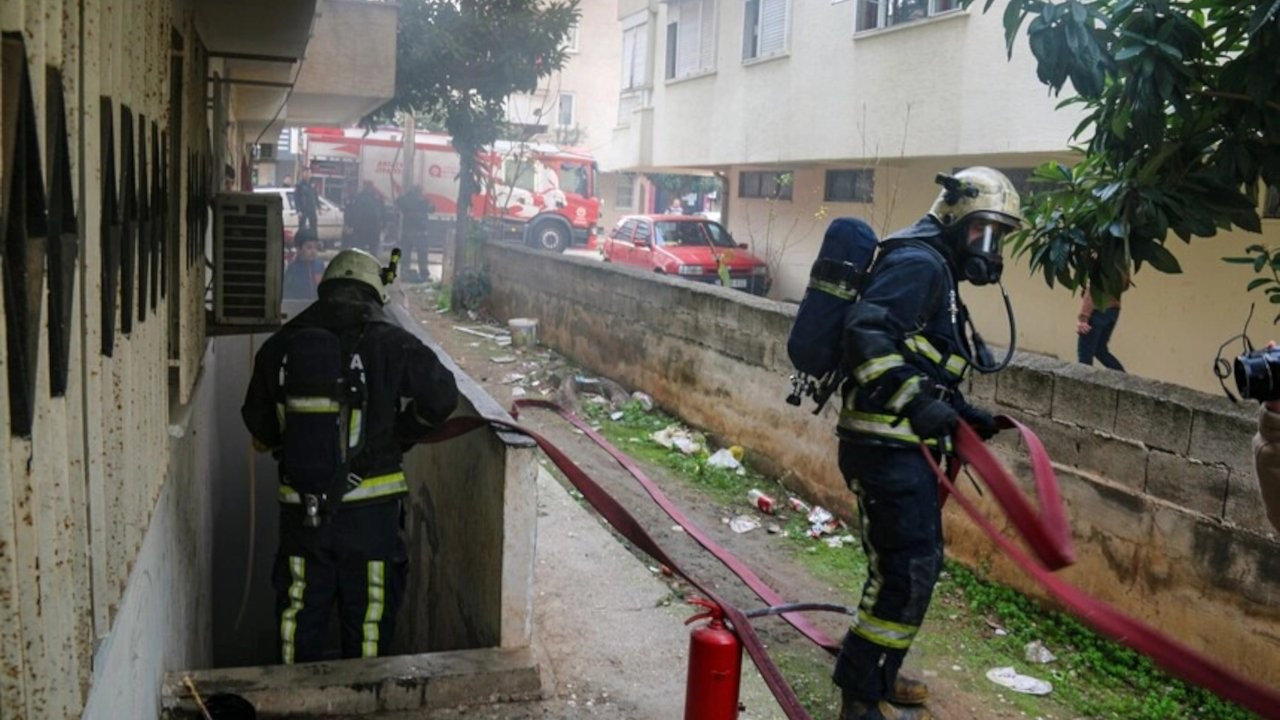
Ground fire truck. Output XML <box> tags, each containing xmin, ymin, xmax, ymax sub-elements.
<box><xmin>302</xmin><ymin>127</ymin><xmax>601</xmax><ymax>252</ymax></box>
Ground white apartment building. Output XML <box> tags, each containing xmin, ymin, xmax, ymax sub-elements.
<box><xmin>606</xmin><ymin>0</ymin><xmax>1280</xmax><ymax>394</ymax></box>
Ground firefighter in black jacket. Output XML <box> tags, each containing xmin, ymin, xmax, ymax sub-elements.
<box><xmin>833</xmin><ymin>167</ymin><xmax>1022</xmax><ymax>720</ymax></box>
<box><xmin>242</xmin><ymin>248</ymin><xmax>459</xmax><ymax>664</ymax></box>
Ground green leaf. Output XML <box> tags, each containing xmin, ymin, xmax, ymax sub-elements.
<box><xmin>1248</xmin><ymin>278</ymin><xmax>1272</xmax><ymax>291</ymax></box>
<box><xmin>1114</xmin><ymin>45</ymin><xmax>1145</xmax><ymax>61</ymax></box>
<box><xmin>1256</xmin><ymin>255</ymin><xmax>1269</xmax><ymax>272</ymax></box>
<box><xmin>1249</xmin><ymin>0</ymin><xmax>1280</xmax><ymax>36</ymax></box>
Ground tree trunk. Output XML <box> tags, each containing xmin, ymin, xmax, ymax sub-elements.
<box><xmin>446</xmin><ymin>147</ymin><xmax>477</xmax><ymax>310</ymax></box>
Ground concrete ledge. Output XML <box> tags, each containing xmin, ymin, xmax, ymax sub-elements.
<box><xmin>161</xmin><ymin>647</ymin><xmax>541</xmax><ymax>718</ymax></box>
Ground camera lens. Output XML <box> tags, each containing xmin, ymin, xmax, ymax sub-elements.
<box><xmin>1235</xmin><ymin>351</ymin><xmax>1279</xmax><ymax>402</ymax></box>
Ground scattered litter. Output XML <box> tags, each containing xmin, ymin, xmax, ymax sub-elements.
<box><xmin>575</xmin><ymin>375</ymin><xmax>603</xmax><ymax>395</ymax></box>
<box><xmin>454</xmin><ymin>325</ymin><xmax>508</xmax><ymax>342</ymax></box>
<box><xmin>994</xmin><ymin>628</ymin><xmax>1008</xmax><ymax>637</ymax></box>
<box><xmin>1024</xmin><ymin>640</ymin><xmax>1057</xmax><ymax>664</ymax></box>
<box><xmin>495</xmin><ymin>337</ymin><xmax>512</xmax><ymax>347</ymax></box>
<box><xmin>650</xmin><ymin>424</ymin><xmax>703</xmax><ymax>455</ymax></box>
<box><xmin>610</xmin><ymin>411</ymin><xmax>625</xmax><ymax>421</ymax></box>
<box><xmin>647</xmin><ymin>566</ymin><xmax>659</xmax><ymax>574</ymax></box>
<box><xmin>729</xmin><ymin>516</ymin><xmax>760</xmax><ymax>534</ymax></box>
<box><xmin>766</xmin><ymin>523</ymin><xmax>781</xmax><ymax>534</ymax></box>
<box><xmin>806</xmin><ymin>506</ymin><xmax>840</xmax><ymax>536</ymax></box>
<box><xmin>823</xmin><ymin>534</ymin><xmax>856</xmax><ymax>549</ymax></box>
<box><xmin>672</xmin><ymin>525</ymin><xmax>685</xmax><ymax>533</ymax></box>
<box><xmin>708</xmin><ymin>449</ymin><xmax>743</xmax><ymax>471</ymax></box>
<box><xmin>508</xmin><ymin>318</ymin><xmax>538</xmax><ymax>348</ymax></box>
<box><xmin>746</xmin><ymin>488</ymin><xmax>775</xmax><ymax>513</ymax></box>
<box><xmin>468</xmin><ymin>342</ymin><xmax>480</xmax><ymax>348</ymax></box>
<box><xmin>788</xmin><ymin>497</ymin><xmax>811</xmax><ymax>513</ymax></box>
<box><xmin>729</xmin><ymin>445</ymin><xmax>745</xmax><ymax>461</ymax></box>
<box><xmin>491</xmin><ymin>355</ymin><xmax>517</xmax><ymax>364</ymax></box>
<box><xmin>807</xmin><ymin>506</ymin><xmax>833</xmax><ymax>525</ymax></box>
<box><xmin>501</xmin><ymin>373</ymin><xmax>526</xmax><ymax>384</ymax></box>
<box><xmin>511</xmin><ymin>387</ymin><xmax>526</xmax><ymax>398</ymax></box>
<box><xmin>985</xmin><ymin>667</ymin><xmax>1052</xmax><ymax>695</ymax></box>
<box><xmin>632</xmin><ymin>391</ymin><xmax>654</xmax><ymax>411</ymax></box>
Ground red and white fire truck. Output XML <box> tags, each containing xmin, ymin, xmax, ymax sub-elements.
<box><xmin>302</xmin><ymin>127</ymin><xmax>601</xmax><ymax>252</ymax></box>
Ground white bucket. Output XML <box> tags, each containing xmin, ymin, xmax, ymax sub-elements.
<box><xmin>508</xmin><ymin>318</ymin><xmax>538</xmax><ymax>348</ymax></box>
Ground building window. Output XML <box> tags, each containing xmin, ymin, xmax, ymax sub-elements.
<box><xmin>616</xmin><ymin>174</ymin><xmax>637</xmax><ymax>210</ymax></box>
<box><xmin>738</xmin><ymin>171</ymin><xmax>793</xmax><ymax>200</ymax></box>
<box><xmin>743</xmin><ymin>0</ymin><xmax>790</xmax><ymax>60</ymax></box>
<box><xmin>824</xmin><ymin>169</ymin><xmax>874</xmax><ymax>203</ymax></box>
<box><xmin>565</xmin><ymin>23</ymin><xmax>580</xmax><ymax>53</ymax></box>
<box><xmin>857</xmin><ymin>0</ymin><xmax>959</xmax><ymax>32</ymax></box>
<box><xmin>557</xmin><ymin>93</ymin><xmax>575</xmax><ymax>127</ymax></box>
<box><xmin>665</xmin><ymin>0</ymin><xmax>717</xmax><ymax>80</ymax></box>
<box><xmin>621</xmin><ymin>13</ymin><xmax>650</xmax><ymax>91</ymax></box>
<box><xmin>1266</xmin><ymin>185</ymin><xmax>1279</xmax><ymax>219</ymax></box>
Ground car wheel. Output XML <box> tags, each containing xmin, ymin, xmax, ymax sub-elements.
<box><xmin>530</xmin><ymin>221</ymin><xmax>570</xmax><ymax>253</ymax></box>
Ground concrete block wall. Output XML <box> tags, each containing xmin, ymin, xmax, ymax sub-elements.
<box><xmin>485</xmin><ymin>242</ymin><xmax>1280</xmax><ymax>690</ymax></box>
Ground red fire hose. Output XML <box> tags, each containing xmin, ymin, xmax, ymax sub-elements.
<box><xmin>421</xmin><ymin>402</ymin><xmax>1280</xmax><ymax>720</ymax></box>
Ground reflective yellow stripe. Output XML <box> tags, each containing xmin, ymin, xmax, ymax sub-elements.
<box><xmin>276</xmin><ymin>403</ymin><xmax>286</xmax><ymax>429</ymax></box>
<box><xmin>851</xmin><ymin>611</ymin><xmax>919</xmax><ymax>650</ymax></box>
<box><xmin>809</xmin><ymin>279</ymin><xmax>857</xmax><ymax>300</ymax></box>
<box><xmin>944</xmin><ymin>354</ymin><xmax>968</xmax><ymax>377</ymax></box>
<box><xmin>349</xmin><ymin>409</ymin><xmax>362</xmax><ymax>449</ymax></box>
<box><xmin>286</xmin><ymin>396</ymin><xmax>341</xmax><ymax>413</ymax></box>
<box><xmin>362</xmin><ymin>561</ymin><xmax>386</xmax><ymax>658</ymax></box>
<box><xmin>905</xmin><ymin>335</ymin><xmax>968</xmax><ymax>379</ymax></box>
<box><xmin>341</xmin><ymin>472</ymin><xmax>409</xmax><ymax>502</ymax></box>
<box><xmin>838</xmin><ymin>410</ymin><xmax>949</xmax><ymax>450</ymax></box>
<box><xmin>280</xmin><ymin>556</ymin><xmax>306</xmax><ymax>664</ymax></box>
<box><xmin>279</xmin><ymin>472</ymin><xmax>407</xmax><ymax>505</ymax></box>
<box><xmin>853</xmin><ymin>354</ymin><xmax>904</xmax><ymax>384</ymax></box>
<box><xmin>885</xmin><ymin>376</ymin><xmax>922</xmax><ymax>413</ymax></box>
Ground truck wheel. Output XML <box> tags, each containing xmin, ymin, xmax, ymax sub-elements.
<box><xmin>530</xmin><ymin>221</ymin><xmax>570</xmax><ymax>253</ymax></box>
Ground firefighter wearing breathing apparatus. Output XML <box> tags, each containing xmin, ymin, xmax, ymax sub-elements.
<box><xmin>832</xmin><ymin>167</ymin><xmax>1022</xmax><ymax>720</ymax></box>
<box><xmin>242</xmin><ymin>248</ymin><xmax>459</xmax><ymax>664</ymax></box>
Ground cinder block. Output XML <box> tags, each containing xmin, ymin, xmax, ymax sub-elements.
<box><xmin>1116</xmin><ymin>392</ymin><xmax>1193</xmax><ymax>454</ymax></box>
<box><xmin>1051</xmin><ymin>373</ymin><xmax>1118</xmax><ymax>433</ymax></box>
<box><xmin>995</xmin><ymin>363</ymin><xmax>1053</xmax><ymax>415</ymax></box>
<box><xmin>1145</xmin><ymin>450</ymin><xmax>1228</xmax><ymax>518</ymax></box>
<box><xmin>969</xmin><ymin>370</ymin><xmax>997</xmax><ymax>403</ymax></box>
<box><xmin>1224</xmin><ymin>468</ymin><xmax>1276</xmax><ymax>537</ymax></box>
<box><xmin>1188</xmin><ymin>410</ymin><xmax>1255</xmax><ymax>479</ymax></box>
<box><xmin>1077</xmin><ymin>432</ymin><xmax>1148</xmax><ymax>492</ymax></box>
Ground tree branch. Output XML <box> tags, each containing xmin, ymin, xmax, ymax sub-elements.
<box><xmin>1200</xmin><ymin>89</ymin><xmax>1280</xmax><ymax>113</ymax></box>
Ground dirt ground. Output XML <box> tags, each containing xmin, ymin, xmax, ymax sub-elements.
<box><xmin>404</xmin><ymin>285</ymin><xmax>1080</xmax><ymax>720</ymax></box>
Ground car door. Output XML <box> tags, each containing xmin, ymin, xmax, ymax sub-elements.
<box><xmin>606</xmin><ymin>219</ymin><xmax>637</xmax><ymax>263</ymax></box>
<box><xmin>631</xmin><ymin>219</ymin><xmax>654</xmax><ymax>267</ymax></box>
<box><xmin>316</xmin><ymin>195</ymin><xmax>345</xmax><ymax>244</ymax></box>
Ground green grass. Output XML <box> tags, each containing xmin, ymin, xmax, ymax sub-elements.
<box><xmin>578</xmin><ymin>399</ymin><xmax>1261</xmax><ymax>720</ymax></box>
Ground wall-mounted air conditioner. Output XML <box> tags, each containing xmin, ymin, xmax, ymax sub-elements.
<box><xmin>212</xmin><ymin>192</ymin><xmax>283</xmax><ymax>328</ymax></box>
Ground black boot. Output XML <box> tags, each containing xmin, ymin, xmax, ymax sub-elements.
<box><xmin>839</xmin><ymin>697</ymin><xmax>933</xmax><ymax>720</ymax></box>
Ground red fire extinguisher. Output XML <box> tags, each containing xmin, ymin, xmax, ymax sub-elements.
<box><xmin>683</xmin><ymin>597</ymin><xmax>743</xmax><ymax>720</ymax></box>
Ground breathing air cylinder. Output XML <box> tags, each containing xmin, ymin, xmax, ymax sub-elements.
<box><xmin>683</xmin><ymin>597</ymin><xmax>742</xmax><ymax>720</ymax></box>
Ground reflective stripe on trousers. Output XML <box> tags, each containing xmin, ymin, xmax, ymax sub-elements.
<box><xmin>280</xmin><ymin>556</ymin><xmax>306</xmax><ymax>664</ymax></box>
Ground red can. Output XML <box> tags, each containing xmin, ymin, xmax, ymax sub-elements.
<box><xmin>684</xmin><ymin>599</ymin><xmax>742</xmax><ymax>720</ymax></box>
<box><xmin>747</xmin><ymin>489</ymin><xmax>775</xmax><ymax>514</ymax></box>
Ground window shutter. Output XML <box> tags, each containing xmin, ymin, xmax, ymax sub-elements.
<box><xmin>675</xmin><ymin>1</ymin><xmax>701</xmax><ymax>78</ymax></box>
<box><xmin>699</xmin><ymin>0</ymin><xmax>717</xmax><ymax>70</ymax></box>
<box><xmin>634</xmin><ymin>24</ymin><xmax>648</xmax><ymax>86</ymax></box>
<box><xmin>759</xmin><ymin>0</ymin><xmax>788</xmax><ymax>56</ymax></box>
<box><xmin>621</xmin><ymin>28</ymin><xmax>637</xmax><ymax>88</ymax></box>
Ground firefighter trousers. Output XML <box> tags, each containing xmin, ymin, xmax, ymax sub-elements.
<box><xmin>272</xmin><ymin>499</ymin><xmax>409</xmax><ymax>664</ymax></box>
<box><xmin>832</xmin><ymin>440</ymin><xmax>944</xmax><ymax>702</ymax></box>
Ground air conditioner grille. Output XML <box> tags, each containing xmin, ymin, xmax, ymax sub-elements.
<box><xmin>213</xmin><ymin>192</ymin><xmax>283</xmax><ymax>326</ymax></box>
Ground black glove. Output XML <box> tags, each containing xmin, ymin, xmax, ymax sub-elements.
<box><xmin>903</xmin><ymin>394</ymin><xmax>958</xmax><ymax>440</ymax></box>
<box><xmin>958</xmin><ymin>402</ymin><xmax>999</xmax><ymax>440</ymax></box>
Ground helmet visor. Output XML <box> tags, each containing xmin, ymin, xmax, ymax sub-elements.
<box><xmin>967</xmin><ymin>220</ymin><xmax>1011</xmax><ymax>257</ymax></box>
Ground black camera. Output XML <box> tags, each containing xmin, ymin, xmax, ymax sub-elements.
<box><xmin>1235</xmin><ymin>348</ymin><xmax>1280</xmax><ymax>401</ymax></box>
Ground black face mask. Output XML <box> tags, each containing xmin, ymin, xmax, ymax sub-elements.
<box><xmin>955</xmin><ymin>221</ymin><xmax>1008</xmax><ymax>286</ymax></box>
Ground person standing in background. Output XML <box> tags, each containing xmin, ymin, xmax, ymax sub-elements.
<box><xmin>1076</xmin><ymin>282</ymin><xmax>1128</xmax><ymax>372</ymax></box>
<box><xmin>295</xmin><ymin>169</ymin><xmax>319</xmax><ymax>232</ymax></box>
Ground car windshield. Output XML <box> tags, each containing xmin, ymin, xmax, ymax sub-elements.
<box><xmin>654</xmin><ymin>220</ymin><xmax>735</xmax><ymax>248</ymax></box>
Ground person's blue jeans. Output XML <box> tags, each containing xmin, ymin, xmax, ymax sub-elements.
<box><xmin>1078</xmin><ymin>307</ymin><xmax>1125</xmax><ymax>371</ymax></box>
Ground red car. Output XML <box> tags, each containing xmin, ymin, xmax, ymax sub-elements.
<box><xmin>602</xmin><ymin>215</ymin><xmax>771</xmax><ymax>295</ymax></box>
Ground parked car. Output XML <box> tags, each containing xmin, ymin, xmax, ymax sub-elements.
<box><xmin>253</xmin><ymin>187</ymin><xmax>345</xmax><ymax>246</ymax></box>
<box><xmin>602</xmin><ymin>215</ymin><xmax>771</xmax><ymax>295</ymax></box>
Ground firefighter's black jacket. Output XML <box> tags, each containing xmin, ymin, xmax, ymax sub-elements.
<box><xmin>837</xmin><ymin>216</ymin><xmax>983</xmax><ymax>445</ymax></box>
<box><xmin>242</xmin><ymin>294</ymin><xmax>459</xmax><ymax>485</ymax></box>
